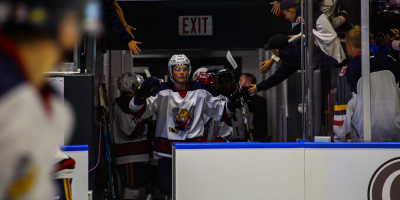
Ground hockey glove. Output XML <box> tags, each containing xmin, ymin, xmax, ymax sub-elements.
<box><xmin>135</xmin><ymin>76</ymin><xmax>161</xmax><ymax>99</ymax></box>
<box><xmin>228</xmin><ymin>86</ymin><xmax>249</xmax><ymax>111</ymax></box>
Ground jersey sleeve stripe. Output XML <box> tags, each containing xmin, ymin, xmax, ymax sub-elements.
<box><xmin>334</xmin><ymin>105</ymin><xmax>347</xmax><ymax>111</ymax></box>
<box><xmin>333</xmin><ymin>120</ymin><xmax>344</xmax><ymax>126</ymax></box>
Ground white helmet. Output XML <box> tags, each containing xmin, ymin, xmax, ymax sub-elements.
<box><xmin>192</xmin><ymin>67</ymin><xmax>208</xmax><ymax>81</ymax></box>
<box><xmin>168</xmin><ymin>54</ymin><xmax>192</xmax><ymax>86</ymax></box>
<box><xmin>117</xmin><ymin>72</ymin><xmax>143</xmax><ymax>93</ymax></box>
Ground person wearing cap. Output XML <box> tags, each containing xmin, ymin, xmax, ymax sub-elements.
<box><xmin>270</xmin><ymin>0</ymin><xmax>347</xmax><ymax>29</ymax></box>
<box><xmin>260</xmin><ymin>0</ymin><xmax>345</xmax><ymax>74</ymax></box>
<box><xmin>0</xmin><ymin>0</ymin><xmax>90</xmax><ymax>199</ymax></box>
<box><xmin>249</xmin><ymin>34</ymin><xmax>339</xmax><ymax>96</ymax></box>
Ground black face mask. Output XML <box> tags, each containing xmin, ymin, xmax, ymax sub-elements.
<box><xmin>219</xmin><ymin>90</ymin><xmax>232</xmax><ymax>98</ymax></box>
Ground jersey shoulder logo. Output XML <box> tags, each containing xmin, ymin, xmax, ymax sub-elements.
<box><xmin>339</xmin><ymin>66</ymin><xmax>347</xmax><ymax>76</ymax></box>
<box><xmin>295</xmin><ymin>16</ymin><xmax>301</xmax><ymax>25</ymax></box>
<box><xmin>169</xmin><ymin>105</ymin><xmax>195</xmax><ymax>134</ymax></box>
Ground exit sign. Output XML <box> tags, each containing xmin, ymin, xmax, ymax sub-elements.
<box><xmin>179</xmin><ymin>16</ymin><xmax>212</xmax><ymax>36</ymax></box>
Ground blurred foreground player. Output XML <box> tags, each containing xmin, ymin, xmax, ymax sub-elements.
<box><xmin>334</xmin><ymin>27</ymin><xmax>400</xmax><ymax>142</ymax></box>
<box><xmin>113</xmin><ymin>72</ymin><xmax>150</xmax><ymax>200</ymax></box>
<box><xmin>129</xmin><ymin>54</ymin><xmax>247</xmax><ymax>198</ymax></box>
<box><xmin>0</xmin><ymin>0</ymin><xmax>93</xmax><ymax>199</ymax></box>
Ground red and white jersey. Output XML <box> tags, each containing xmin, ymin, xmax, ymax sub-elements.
<box><xmin>113</xmin><ymin>96</ymin><xmax>149</xmax><ymax>164</ymax></box>
<box><xmin>130</xmin><ymin>81</ymin><xmax>233</xmax><ymax>158</ymax></box>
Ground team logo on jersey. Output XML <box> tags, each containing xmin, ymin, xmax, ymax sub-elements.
<box><xmin>368</xmin><ymin>157</ymin><xmax>400</xmax><ymax>200</ymax></box>
<box><xmin>169</xmin><ymin>106</ymin><xmax>195</xmax><ymax>134</ymax></box>
<box><xmin>339</xmin><ymin>66</ymin><xmax>347</xmax><ymax>76</ymax></box>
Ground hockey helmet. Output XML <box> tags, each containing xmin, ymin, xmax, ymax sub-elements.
<box><xmin>192</xmin><ymin>67</ymin><xmax>208</xmax><ymax>81</ymax></box>
<box><xmin>117</xmin><ymin>72</ymin><xmax>142</xmax><ymax>93</ymax></box>
<box><xmin>168</xmin><ymin>54</ymin><xmax>192</xmax><ymax>85</ymax></box>
<box><xmin>216</xmin><ymin>68</ymin><xmax>235</xmax><ymax>84</ymax></box>
<box><xmin>195</xmin><ymin>73</ymin><xmax>216</xmax><ymax>89</ymax></box>
<box><xmin>0</xmin><ymin>0</ymin><xmax>99</xmax><ymax>35</ymax></box>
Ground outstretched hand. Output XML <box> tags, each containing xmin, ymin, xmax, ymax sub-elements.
<box><xmin>128</xmin><ymin>40</ymin><xmax>142</xmax><ymax>54</ymax></box>
<box><xmin>248</xmin><ymin>84</ymin><xmax>259</xmax><ymax>95</ymax></box>
<box><xmin>271</xmin><ymin>1</ymin><xmax>281</xmax><ymax>14</ymax></box>
<box><xmin>260</xmin><ymin>59</ymin><xmax>275</xmax><ymax>74</ymax></box>
<box><xmin>125</xmin><ymin>25</ymin><xmax>136</xmax><ymax>39</ymax></box>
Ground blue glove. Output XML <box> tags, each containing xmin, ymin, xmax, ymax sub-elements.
<box><xmin>135</xmin><ymin>76</ymin><xmax>160</xmax><ymax>98</ymax></box>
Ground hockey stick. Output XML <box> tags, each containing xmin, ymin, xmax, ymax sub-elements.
<box><xmin>226</xmin><ymin>51</ymin><xmax>253</xmax><ymax>142</ymax></box>
<box><xmin>99</xmin><ymin>76</ymin><xmax>120</xmax><ymax>200</ymax></box>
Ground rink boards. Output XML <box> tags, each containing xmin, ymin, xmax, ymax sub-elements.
<box><xmin>61</xmin><ymin>145</ymin><xmax>88</xmax><ymax>200</ymax></box>
<box><xmin>173</xmin><ymin>142</ymin><xmax>400</xmax><ymax>200</ymax></box>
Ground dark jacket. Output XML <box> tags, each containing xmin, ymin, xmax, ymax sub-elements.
<box><xmin>102</xmin><ymin>0</ymin><xmax>134</xmax><ymax>43</ymax></box>
<box><xmin>256</xmin><ymin>43</ymin><xmax>339</xmax><ymax>97</ymax></box>
<box><xmin>247</xmin><ymin>94</ymin><xmax>268</xmax><ymax>142</ymax></box>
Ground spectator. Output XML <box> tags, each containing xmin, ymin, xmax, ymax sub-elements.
<box><xmin>333</xmin><ymin>27</ymin><xmax>400</xmax><ymax>142</ymax></box>
<box><xmin>261</xmin><ymin>0</ymin><xmax>345</xmax><ymax>75</ymax></box>
<box><xmin>103</xmin><ymin>0</ymin><xmax>141</xmax><ymax>54</ymax></box>
<box><xmin>239</xmin><ymin>73</ymin><xmax>269</xmax><ymax>142</ymax></box>
<box><xmin>270</xmin><ymin>0</ymin><xmax>347</xmax><ymax>29</ymax></box>
<box><xmin>388</xmin><ymin>29</ymin><xmax>400</xmax><ymax>65</ymax></box>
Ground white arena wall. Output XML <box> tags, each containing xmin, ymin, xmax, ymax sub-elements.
<box><xmin>173</xmin><ymin>142</ymin><xmax>400</xmax><ymax>200</ymax></box>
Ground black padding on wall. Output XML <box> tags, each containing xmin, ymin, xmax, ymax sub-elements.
<box><xmin>64</xmin><ymin>75</ymin><xmax>94</xmax><ymax>156</ymax></box>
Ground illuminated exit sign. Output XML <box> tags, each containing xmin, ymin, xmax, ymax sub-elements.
<box><xmin>179</xmin><ymin>16</ymin><xmax>213</xmax><ymax>36</ymax></box>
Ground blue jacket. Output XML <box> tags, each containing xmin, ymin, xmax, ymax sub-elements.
<box><xmin>256</xmin><ymin>43</ymin><xmax>339</xmax><ymax>95</ymax></box>
<box><xmin>256</xmin><ymin>42</ymin><xmax>301</xmax><ymax>91</ymax></box>
<box><xmin>102</xmin><ymin>0</ymin><xmax>134</xmax><ymax>44</ymax></box>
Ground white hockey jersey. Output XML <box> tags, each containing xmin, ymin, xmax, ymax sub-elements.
<box><xmin>113</xmin><ymin>96</ymin><xmax>149</xmax><ymax>164</ymax></box>
<box><xmin>0</xmin><ymin>84</ymin><xmax>74</xmax><ymax>200</ymax></box>
<box><xmin>0</xmin><ymin>36</ymin><xmax>75</xmax><ymax>200</ymax></box>
<box><xmin>130</xmin><ymin>81</ymin><xmax>234</xmax><ymax>158</ymax></box>
<box><xmin>333</xmin><ymin>52</ymin><xmax>400</xmax><ymax>142</ymax></box>
<box><xmin>343</xmin><ymin>71</ymin><xmax>400</xmax><ymax>142</ymax></box>
<box><xmin>205</xmin><ymin>116</ymin><xmax>233</xmax><ymax>142</ymax></box>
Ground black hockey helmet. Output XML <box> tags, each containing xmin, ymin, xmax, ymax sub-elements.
<box><xmin>215</xmin><ymin>68</ymin><xmax>235</xmax><ymax>96</ymax></box>
<box><xmin>0</xmin><ymin>0</ymin><xmax>99</xmax><ymax>36</ymax></box>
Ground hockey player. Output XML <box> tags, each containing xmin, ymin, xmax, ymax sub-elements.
<box><xmin>261</xmin><ymin>0</ymin><xmax>345</xmax><ymax>74</ymax></box>
<box><xmin>129</xmin><ymin>54</ymin><xmax>247</xmax><ymax>198</ymax></box>
<box><xmin>195</xmin><ymin>73</ymin><xmax>233</xmax><ymax>142</ymax></box>
<box><xmin>0</xmin><ymin>0</ymin><xmax>92</xmax><ymax>199</ymax></box>
<box><xmin>215</xmin><ymin>69</ymin><xmax>248</xmax><ymax>142</ymax></box>
<box><xmin>113</xmin><ymin>72</ymin><xmax>150</xmax><ymax>200</ymax></box>
<box><xmin>333</xmin><ymin>27</ymin><xmax>400</xmax><ymax>142</ymax></box>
